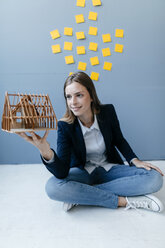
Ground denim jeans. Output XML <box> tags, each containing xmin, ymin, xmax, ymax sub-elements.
<box><xmin>45</xmin><ymin>165</ymin><xmax>163</xmax><ymax>209</ymax></box>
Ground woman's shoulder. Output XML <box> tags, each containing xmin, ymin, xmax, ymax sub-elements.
<box><xmin>57</xmin><ymin>119</ymin><xmax>78</xmax><ymax>130</ymax></box>
<box><xmin>100</xmin><ymin>104</ymin><xmax>116</xmax><ymax>112</ymax></box>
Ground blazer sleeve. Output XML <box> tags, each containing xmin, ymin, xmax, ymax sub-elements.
<box><xmin>41</xmin><ymin>121</ymin><xmax>72</xmax><ymax>179</ymax></box>
<box><xmin>110</xmin><ymin>105</ymin><xmax>137</xmax><ymax>164</ymax></box>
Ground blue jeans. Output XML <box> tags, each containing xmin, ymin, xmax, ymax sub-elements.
<box><xmin>45</xmin><ymin>165</ymin><xmax>163</xmax><ymax>209</ymax></box>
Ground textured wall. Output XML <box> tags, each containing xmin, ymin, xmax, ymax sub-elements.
<box><xmin>0</xmin><ymin>0</ymin><xmax>165</xmax><ymax>164</ymax></box>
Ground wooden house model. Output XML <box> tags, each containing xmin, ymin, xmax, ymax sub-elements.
<box><xmin>1</xmin><ymin>92</ymin><xmax>58</xmax><ymax>133</ymax></box>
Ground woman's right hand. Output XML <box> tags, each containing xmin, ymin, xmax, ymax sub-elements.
<box><xmin>17</xmin><ymin>130</ymin><xmax>54</xmax><ymax>160</ymax></box>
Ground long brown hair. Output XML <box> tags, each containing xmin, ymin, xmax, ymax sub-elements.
<box><xmin>60</xmin><ymin>71</ymin><xmax>101</xmax><ymax>123</ymax></box>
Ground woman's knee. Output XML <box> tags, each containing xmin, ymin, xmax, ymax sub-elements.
<box><xmin>45</xmin><ymin>176</ymin><xmax>65</xmax><ymax>200</ymax></box>
<box><xmin>148</xmin><ymin>170</ymin><xmax>163</xmax><ymax>193</ymax></box>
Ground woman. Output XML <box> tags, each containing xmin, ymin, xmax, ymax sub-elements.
<box><xmin>18</xmin><ymin>71</ymin><xmax>164</xmax><ymax>212</ymax></box>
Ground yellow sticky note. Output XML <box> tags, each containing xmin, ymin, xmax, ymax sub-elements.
<box><xmin>69</xmin><ymin>72</ymin><xmax>74</xmax><ymax>75</ymax></box>
<box><xmin>51</xmin><ymin>44</ymin><xmax>61</xmax><ymax>54</ymax></box>
<box><xmin>115</xmin><ymin>44</ymin><xmax>123</xmax><ymax>53</ymax></box>
<box><xmin>64</xmin><ymin>27</ymin><xmax>73</xmax><ymax>36</ymax></box>
<box><xmin>92</xmin><ymin>0</ymin><xmax>101</xmax><ymax>6</ymax></box>
<box><xmin>77</xmin><ymin>46</ymin><xmax>86</xmax><ymax>54</ymax></box>
<box><xmin>50</xmin><ymin>29</ymin><xmax>60</xmax><ymax>40</ymax></box>
<box><xmin>78</xmin><ymin>62</ymin><xmax>87</xmax><ymax>71</ymax></box>
<box><xmin>76</xmin><ymin>32</ymin><xmax>85</xmax><ymax>40</ymax></box>
<box><xmin>102</xmin><ymin>47</ymin><xmax>111</xmax><ymax>57</ymax></box>
<box><xmin>76</xmin><ymin>0</ymin><xmax>85</xmax><ymax>7</ymax></box>
<box><xmin>65</xmin><ymin>55</ymin><xmax>74</xmax><ymax>64</ymax></box>
<box><xmin>115</xmin><ymin>29</ymin><xmax>124</xmax><ymax>38</ymax></box>
<box><xmin>102</xmin><ymin>34</ymin><xmax>111</xmax><ymax>43</ymax></box>
<box><xmin>103</xmin><ymin>62</ymin><xmax>112</xmax><ymax>71</ymax></box>
<box><xmin>89</xmin><ymin>42</ymin><xmax>98</xmax><ymax>51</ymax></box>
<box><xmin>88</xmin><ymin>12</ymin><xmax>97</xmax><ymax>21</ymax></box>
<box><xmin>88</xmin><ymin>27</ymin><xmax>98</xmax><ymax>36</ymax></box>
<box><xmin>90</xmin><ymin>72</ymin><xmax>99</xmax><ymax>81</ymax></box>
<box><xmin>75</xmin><ymin>14</ymin><xmax>85</xmax><ymax>23</ymax></box>
<box><xmin>64</xmin><ymin>42</ymin><xmax>73</xmax><ymax>51</ymax></box>
<box><xmin>90</xmin><ymin>56</ymin><xmax>99</xmax><ymax>66</ymax></box>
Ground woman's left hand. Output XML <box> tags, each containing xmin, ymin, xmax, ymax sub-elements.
<box><xmin>132</xmin><ymin>158</ymin><xmax>164</xmax><ymax>176</ymax></box>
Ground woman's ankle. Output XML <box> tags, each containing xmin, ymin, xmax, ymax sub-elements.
<box><xmin>118</xmin><ymin>196</ymin><xmax>127</xmax><ymax>207</ymax></box>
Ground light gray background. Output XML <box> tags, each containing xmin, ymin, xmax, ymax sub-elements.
<box><xmin>0</xmin><ymin>0</ymin><xmax>165</xmax><ymax>164</ymax></box>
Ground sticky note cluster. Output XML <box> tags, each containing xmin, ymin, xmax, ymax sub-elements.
<box><xmin>50</xmin><ymin>0</ymin><xmax>125</xmax><ymax>81</ymax></box>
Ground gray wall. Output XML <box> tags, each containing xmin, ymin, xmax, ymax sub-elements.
<box><xmin>0</xmin><ymin>0</ymin><xmax>165</xmax><ymax>164</ymax></box>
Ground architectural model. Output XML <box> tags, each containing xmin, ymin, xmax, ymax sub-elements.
<box><xmin>1</xmin><ymin>92</ymin><xmax>58</xmax><ymax>133</ymax></box>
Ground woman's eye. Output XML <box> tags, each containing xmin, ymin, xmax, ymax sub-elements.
<box><xmin>77</xmin><ymin>94</ymin><xmax>83</xmax><ymax>97</ymax></box>
<box><xmin>66</xmin><ymin>95</ymin><xmax>71</xmax><ymax>100</ymax></box>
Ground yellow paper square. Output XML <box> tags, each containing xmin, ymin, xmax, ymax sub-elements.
<box><xmin>75</xmin><ymin>14</ymin><xmax>85</xmax><ymax>23</ymax></box>
<box><xmin>77</xmin><ymin>46</ymin><xmax>86</xmax><ymax>54</ymax></box>
<box><xmin>76</xmin><ymin>0</ymin><xmax>85</xmax><ymax>7</ymax></box>
<box><xmin>50</xmin><ymin>29</ymin><xmax>60</xmax><ymax>40</ymax></box>
<box><xmin>90</xmin><ymin>72</ymin><xmax>99</xmax><ymax>81</ymax></box>
<box><xmin>64</xmin><ymin>27</ymin><xmax>73</xmax><ymax>36</ymax></box>
<box><xmin>51</xmin><ymin>44</ymin><xmax>61</xmax><ymax>54</ymax></box>
<box><xmin>92</xmin><ymin>0</ymin><xmax>101</xmax><ymax>6</ymax></box>
<box><xmin>88</xmin><ymin>12</ymin><xmax>97</xmax><ymax>21</ymax></box>
<box><xmin>90</xmin><ymin>56</ymin><xmax>99</xmax><ymax>66</ymax></box>
<box><xmin>76</xmin><ymin>31</ymin><xmax>85</xmax><ymax>40</ymax></box>
<box><xmin>115</xmin><ymin>44</ymin><xmax>123</xmax><ymax>53</ymax></box>
<box><xmin>115</xmin><ymin>29</ymin><xmax>124</xmax><ymax>38</ymax></box>
<box><xmin>102</xmin><ymin>47</ymin><xmax>111</xmax><ymax>57</ymax></box>
<box><xmin>102</xmin><ymin>34</ymin><xmax>111</xmax><ymax>43</ymax></box>
<box><xmin>65</xmin><ymin>55</ymin><xmax>74</xmax><ymax>64</ymax></box>
<box><xmin>89</xmin><ymin>42</ymin><xmax>98</xmax><ymax>51</ymax></box>
<box><xmin>88</xmin><ymin>27</ymin><xmax>98</xmax><ymax>36</ymax></box>
<box><xmin>103</xmin><ymin>62</ymin><xmax>112</xmax><ymax>71</ymax></box>
<box><xmin>64</xmin><ymin>42</ymin><xmax>73</xmax><ymax>51</ymax></box>
<box><xmin>69</xmin><ymin>72</ymin><xmax>74</xmax><ymax>75</ymax></box>
<box><xmin>78</xmin><ymin>62</ymin><xmax>87</xmax><ymax>71</ymax></box>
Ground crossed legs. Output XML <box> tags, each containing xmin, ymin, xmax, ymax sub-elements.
<box><xmin>45</xmin><ymin>165</ymin><xmax>163</xmax><ymax>209</ymax></box>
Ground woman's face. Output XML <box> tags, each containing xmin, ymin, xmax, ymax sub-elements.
<box><xmin>65</xmin><ymin>81</ymin><xmax>93</xmax><ymax>119</ymax></box>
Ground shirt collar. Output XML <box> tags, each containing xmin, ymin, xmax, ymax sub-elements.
<box><xmin>78</xmin><ymin>115</ymin><xmax>100</xmax><ymax>136</ymax></box>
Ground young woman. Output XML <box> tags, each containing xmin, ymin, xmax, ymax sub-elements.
<box><xmin>18</xmin><ymin>72</ymin><xmax>164</xmax><ymax>212</ymax></box>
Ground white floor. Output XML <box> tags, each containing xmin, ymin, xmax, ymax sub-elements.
<box><xmin>0</xmin><ymin>161</ymin><xmax>165</xmax><ymax>248</ymax></box>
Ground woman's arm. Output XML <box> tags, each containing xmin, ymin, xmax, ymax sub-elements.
<box><xmin>17</xmin><ymin>121</ymin><xmax>72</xmax><ymax>178</ymax></box>
<box><xmin>110</xmin><ymin>105</ymin><xmax>164</xmax><ymax>176</ymax></box>
<box><xmin>110</xmin><ymin>105</ymin><xmax>137</xmax><ymax>163</ymax></box>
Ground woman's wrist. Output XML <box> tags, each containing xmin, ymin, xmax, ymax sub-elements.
<box><xmin>40</xmin><ymin>148</ymin><xmax>54</xmax><ymax>161</ymax></box>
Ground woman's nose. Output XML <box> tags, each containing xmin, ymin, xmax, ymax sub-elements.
<box><xmin>71</xmin><ymin>96</ymin><xmax>77</xmax><ymax>105</ymax></box>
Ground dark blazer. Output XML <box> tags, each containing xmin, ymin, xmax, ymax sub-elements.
<box><xmin>41</xmin><ymin>104</ymin><xmax>137</xmax><ymax>178</ymax></box>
